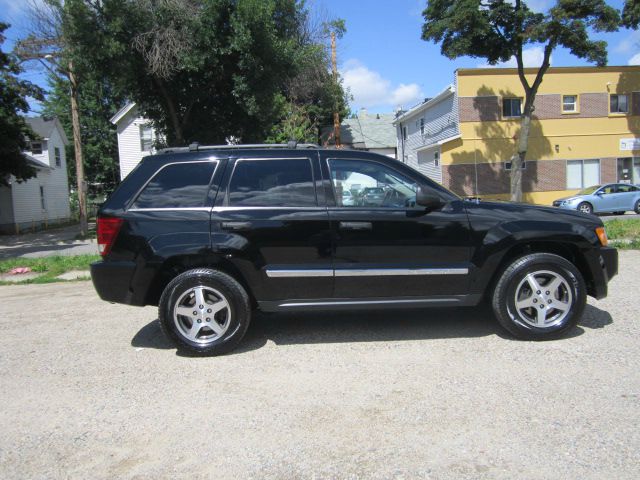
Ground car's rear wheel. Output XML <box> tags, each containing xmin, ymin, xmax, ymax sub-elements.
<box><xmin>159</xmin><ymin>268</ymin><xmax>251</xmax><ymax>355</ymax></box>
<box><xmin>635</xmin><ymin>200</ymin><xmax>640</xmax><ymax>214</ymax></box>
<box><xmin>577</xmin><ymin>202</ymin><xmax>593</xmax><ymax>214</ymax></box>
<box><xmin>491</xmin><ymin>253</ymin><xmax>586</xmax><ymax>340</ymax></box>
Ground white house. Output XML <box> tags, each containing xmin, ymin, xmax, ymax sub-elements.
<box><xmin>0</xmin><ymin>117</ymin><xmax>72</xmax><ymax>234</ymax></box>
<box><xmin>393</xmin><ymin>84</ymin><xmax>460</xmax><ymax>183</ymax></box>
<box><xmin>110</xmin><ymin>102</ymin><xmax>158</xmax><ymax>180</ymax></box>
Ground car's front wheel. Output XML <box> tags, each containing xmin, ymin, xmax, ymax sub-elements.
<box><xmin>577</xmin><ymin>202</ymin><xmax>593</xmax><ymax>214</ymax></box>
<box><xmin>635</xmin><ymin>200</ymin><xmax>640</xmax><ymax>214</ymax></box>
<box><xmin>159</xmin><ymin>268</ymin><xmax>251</xmax><ymax>355</ymax></box>
<box><xmin>491</xmin><ymin>253</ymin><xmax>586</xmax><ymax>340</ymax></box>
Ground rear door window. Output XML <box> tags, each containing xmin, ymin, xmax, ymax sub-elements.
<box><xmin>227</xmin><ymin>158</ymin><xmax>316</xmax><ymax>207</ymax></box>
<box><xmin>132</xmin><ymin>161</ymin><xmax>217</xmax><ymax>209</ymax></box>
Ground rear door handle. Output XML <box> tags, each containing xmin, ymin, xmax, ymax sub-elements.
<box><xmin>339</xmin><ymin>221</ymin><xmax>372</xmax><ymax>231</ymax></box>
<box><xmin>220</xmin><ymin>221</ymin><xmax>252</xmax><ymax>231</ymax></box>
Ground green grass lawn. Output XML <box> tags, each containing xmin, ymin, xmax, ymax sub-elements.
<box><xmin>0</xmin><ymin>254</ymin><xmax>100</xmax><ymax>285</ymax></box>
<box><xmin>604</xmin><ymin>219</ymin><xmax>640</xmax><ymax>249</ymax></box>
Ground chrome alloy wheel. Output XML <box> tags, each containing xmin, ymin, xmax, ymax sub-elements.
<box><xmin>578</xmin><ymin>203</ymin><xmax>592</xmax><ymax>214</ymax></box>
<box><xmin>513</xmin><ymin>270</ymin><xmax>573</xmax><ymax>328</ymax></box>
<box><xmin>173</xmin><ymin>286</ymin><xmax>231</xmax><ymax>344</ymax></box>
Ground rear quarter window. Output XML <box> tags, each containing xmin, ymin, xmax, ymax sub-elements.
<box><xmin>227</xmin><ymin>158</ymin><xmax>316</xmax><ymax>207</ymax></box>
<box><xmin>131</xmin><ymin>161</ymin><xmax>217</xmax><ymax>209</ymax></box>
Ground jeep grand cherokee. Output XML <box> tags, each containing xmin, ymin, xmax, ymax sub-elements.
<box><xmin>91</xmin><ymin>144</ymin><xmax>618</xmax><ymax>355</ymax></box>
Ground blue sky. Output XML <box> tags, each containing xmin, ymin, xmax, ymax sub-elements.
<box><xmin>2</xmin><ymin>0</ymin><xmax>639</xmax><ymax>114</ymax></box>
<box><xmin>321</xmin><ymin>0</ymin><xmax>640</xmax><ymax>113</ymax></box>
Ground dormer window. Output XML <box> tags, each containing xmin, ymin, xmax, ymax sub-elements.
<box><xmin>140</xmin><ymin>125</ymin><xmax>153</xmax><ymax>152</ymax></box>
<box><xmin>30</xmin><ymin>141</ymin><xmax>43</xmax><ymax>154</ymax></box>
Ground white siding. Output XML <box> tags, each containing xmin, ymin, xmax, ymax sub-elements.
<box><xmin>417</xmin><ymin>146</ymin><xmax>443</xmax><ymax>183</ymax></box>
<box><xmin>11</xmin><ymin>127</ymin><xmax>71</xmax><ymax>228</ymax></box>
<box><xmin>396</xmin><ymin>90</ymin><xmax>457</xmax><ymax>183</ymax></box>
<box><xmin>368</xmin><ymin>147</ymin><xmax>396</xmax><ymax>158</ymax></box>
<box><xmin>116</xmin><ymin>107</ymin><xmax>156</xmax><ymax>180</ymax></box>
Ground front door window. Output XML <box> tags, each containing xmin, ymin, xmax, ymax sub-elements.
<box><xmin>617</xmin><ymin>157</ymin><xmax>640</xmax><ymax>184</ymax></box>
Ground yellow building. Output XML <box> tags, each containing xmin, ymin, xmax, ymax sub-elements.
<box><xmin>395</xmin><ymin>66</ymin><xmax>640</xmax><ymax>205</ymax></box>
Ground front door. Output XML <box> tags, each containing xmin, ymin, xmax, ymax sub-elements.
<box><xmin>322</xmin><ymin>155</ymin><xmax>473</xmax><ymax>299</ymax></box>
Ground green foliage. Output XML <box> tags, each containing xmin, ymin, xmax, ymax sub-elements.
<box><xmin>63</xmin><ymin>0</ymin><xmax>346</xmax><ymax>147</ymax></box>
<box><xmin>623</xmin><ymin>0</ymin><xmax>640</xmax><ymax>28</ymax></box>
<box><xmin>0</xmin><ymin>23</ymin><xmax>44</xmax><ymax>186</ymax></box>
<box><xmin>422</xmin><ymin>0</ymin><xmax>621</xmax><ymax>68</ymax></box>
<box><xmin>41</xmin><ymin>71</ymin><xmax>124</xmax><ymax>192</ymax></box>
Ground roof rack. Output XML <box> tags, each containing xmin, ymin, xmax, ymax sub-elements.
<box><xmin>158</xmin><ymin>141</ymin><xmax>319</xmax><ymax>154</ymax></box>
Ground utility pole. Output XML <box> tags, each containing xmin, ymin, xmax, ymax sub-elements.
<box><xmin>68</xmin><ymin>59</ymin><xmax>88</xmax><ymax>235</ymax></box>
<box><xmin>331</xmin><ymin>31</ymin><xmax>341</xmax><ymax>148</ymax></box>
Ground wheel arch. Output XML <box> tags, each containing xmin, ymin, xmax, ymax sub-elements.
<box><xmin>144</xmin><ymin>255</ymin><xmax>256</xmax><ymax>307</ymax></box>
<box><xmin>483</xmin><ymin>241</ymin><xmax>595</xmax><ymax>301</ymax></box>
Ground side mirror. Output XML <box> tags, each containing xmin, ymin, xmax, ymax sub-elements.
<box><xmin>416</xmin><ymin>186</ymin><xmax>444</xmax><ymax>210</ymax></box>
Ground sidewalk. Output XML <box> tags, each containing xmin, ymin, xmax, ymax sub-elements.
<box><xmin>0</xmin><ymin>223</ymin><xmax>98</xmax><ymax>259</ymax></box>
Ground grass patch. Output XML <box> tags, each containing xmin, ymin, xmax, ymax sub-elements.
<box><xmin>604</xmin><ymin>218</ymin><xmax>640</xmax><ymax>241</ymax></box>
<box><xmin>0</xmin><ymin>254</ymin><xmax>99</xmax><ymax>285</ymax></box>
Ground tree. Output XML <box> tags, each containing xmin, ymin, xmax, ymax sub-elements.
<box><xmin>422</xmin><ymin>0</ymin><xmax>621</xmax><ymax>202</ymax></box>
<box><xmin>41</xmin><ymin>72</ymin><xmax>124</xmax><ymax>192</ymax></box>
<box><xmin>63</xmin><ymin>0</ymin><xmax>347</xmax><ymax>146</ymax></box>
<box><xmin>0</xmin><ymin>23</ymin><xmax>44</xmax><ymax>186</ymax></box>
<box><xmin>15</xmin><ymin>0</ymin><xmax>90</xmax><ymax>235</ymax></box>
<box><xmin>623</xmin><ymin>0</ymin><xmax>640</xmax><ymax>28</ymax></box>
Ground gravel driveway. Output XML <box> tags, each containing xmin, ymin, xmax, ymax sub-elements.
<box><xmin>0</xmin><ymin>252</ymin><xmax>638</xmax><ymax>479</ymax></box>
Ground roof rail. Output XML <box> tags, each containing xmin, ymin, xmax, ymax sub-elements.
<box><xmin>158</xmin><ymin>142</ymin><xmax>319</xmax><ymax>154</ymax></box>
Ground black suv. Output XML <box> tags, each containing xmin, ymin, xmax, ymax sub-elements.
<box><xmin>91</xmin><ymin>144</ymin><xmax>618</xmax><ymax>355</ymax></box>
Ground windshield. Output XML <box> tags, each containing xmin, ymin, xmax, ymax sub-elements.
<box><xmin>578</xmin><ymin>185</ymin><xmax>601</xmax><ymax>195</ymax></box>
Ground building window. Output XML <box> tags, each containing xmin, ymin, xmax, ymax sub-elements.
<box><xmin>54</xmin><ymin>147</ymin><xmax>61</xmax><ymax>167</ymax></box>
<box><xmin>566</xmin><ymin>159</ymin><xmax>600</xmax><ymax>189</ymax></box>
<box><xmin>502</xmin><ymin>98</ymin><xmax>522</xmax><ymax>118</ymax></box>
<box><xmin>139</xmin><ymin>125</ymin><xmax>153</xmax><ymax>152</ymax></box>
<box><xmin>31</xmin><ymin>142</ymin><xmax>42</xmax><ymax>154</ymax></box>
<box><xmin>562</xmin><ymin>95</ymin><xmax>578</xmax><ymax>113</ymax></box>
<box><xmin>610</xmin><ymin>94</ymin><xmax>629</xmax><ymax>114</ymax></box>
<box><xmin>434</xmin><ymin>151</ymin><xmax>439</xmax><ymax>167</ymax></box>
<box><xmin>402</xmin><ymin>126</ymin><xmax>407</xmax><ymax>141</ymax></box>
<box><xmin>505</xmin><ymin>160</ymin><xmax>526</xmax><ymax>170</ymax></box>
<box><xmin>420</xmin><ymin>118</ymin><xmax>425</xmax><ymax>135</ymax></box>
<box><xmin>40</xmin><ymin>186</ymin><xmax>46</xmax><ymax>210</ymax></box>
<box><xmin>617</xmin><ymin>157</ymin><xmax>640</xmax><ymax>184</ymax></box>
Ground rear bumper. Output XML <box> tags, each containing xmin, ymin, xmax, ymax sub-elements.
<box><xmin>589</xmin><ymin>247</ymin><xmax>618</xmax><ymax>300</ymax></box>
<box><xmin>90</xmin><ymin>260</ymin><xmax>145</xmax><ymax>306</ymax></box>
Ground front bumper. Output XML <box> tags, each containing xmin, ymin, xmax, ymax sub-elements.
<box><xmin>589</xmin><ymin>247</ymin><xmax>618</xmax><ymax>300</ymax></box>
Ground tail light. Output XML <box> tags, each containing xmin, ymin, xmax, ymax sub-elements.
<box><xmin>97</xmin><ymin>216</ymin><xmax>124</xmax><ymax>256</ymax></box>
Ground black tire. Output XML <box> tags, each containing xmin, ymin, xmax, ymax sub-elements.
<box><xmin>159</xmin><ymin>268</ymin><xmax>251</xmax><ymax>355</ymax></box>
<box><xmin>577</xmin><ymin>202</ymin><xmax>593</xmax><ymax>214</ymax></box>
<box><xmin>635</xmin><ymin>200</ymin><xmax>640</xmax><ymax>214</ymax></box>
<box><xmin>491</xmin><ymin>253</ymin><xmax>586</xmax><ymax>340</ymax></box>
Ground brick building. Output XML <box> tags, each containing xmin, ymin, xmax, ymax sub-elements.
<box><xmin>394</xmin><ymin>66</ymin><xmax>640</xmax><ymax>205</ymax></box>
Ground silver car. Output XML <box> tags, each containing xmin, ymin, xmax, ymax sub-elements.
<box><xmin>553</xmin><ymin>183</ymin><xmax>640</xmax><ymax>215</ymax></box>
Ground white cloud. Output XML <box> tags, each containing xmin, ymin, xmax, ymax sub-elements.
<box><xmin>340</xmin><ymin>59</ymin><xmax>424</xmax><ymax>110</ymax></box>
<box><xmin>477</xmin><ymin>46</ymin><xmax>551</xmax><ymax>69</ymax></box>
<box><xmin>629</xmin><ymin>53</ymin><xmax>640</xmax><ymax>66</ymax></box>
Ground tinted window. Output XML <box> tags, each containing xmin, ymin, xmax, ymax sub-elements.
<box><xmin>617</xmin><ymin>184</ymin><xmax>638</xmax><ymax>193</ymax></box>
<box><xmin>227</xmin><ymin>159</ymin><xmax>316</xmax><ymax>207</ymax></box>
<box><xmin>132</xmin><ymin>161</ymin><xmax>217</xmax><ymax>209</ymax></box>
<box><xmin>329</xmin><ymin>159</ymin><xmax>418</xmax><ymax>208</ymax></box>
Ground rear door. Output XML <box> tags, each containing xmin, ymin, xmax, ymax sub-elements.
<box><xmin>615</xmin><ymin>184</ymin><xmax>638</xmax><ymax>210</ymax></box>
<box><xmin>212</xmin><ymin>153</ymin><xmax>333</xmax><ymax>303</ymax></box>
<box><xmin>322</xmin><ymin>154</ymin><xmax>473</xmax><ymax>299</ymax></box>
